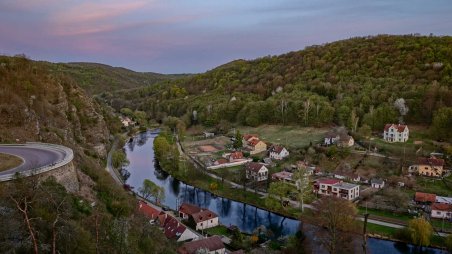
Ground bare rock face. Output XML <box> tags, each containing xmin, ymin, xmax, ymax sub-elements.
<box><xmin>92</xmin><ymin>144</ymin><xmax>107</xmax><ymax>159</ymax></box>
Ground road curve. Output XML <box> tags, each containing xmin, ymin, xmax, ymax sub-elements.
<box><xmin>0</xmin><ymin>144</ymin><xmax>68</xmax><ymax>178</ymax></box>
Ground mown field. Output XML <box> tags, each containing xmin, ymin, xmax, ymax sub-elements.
<box><xmin>235</xmin><ymin>125</ymin><xmax>329</xmax><ymax>148</ymax></box>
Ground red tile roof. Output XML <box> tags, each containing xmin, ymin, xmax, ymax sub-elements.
<box><xmin>230</xmin><ymin>151</ymin><xmax>244</xmax><ymax>160</ymax></box>
<box><xmin>177</xmin><ymin>236</ymin><xmax>224</xmax><ymax>254</ymax></box>
<box><xmin>191</xmin><ymin>209</ymin><xmax>218</xmax><ymax>223</ymax></box>
<box><xmin>179</xmin><ymin>203</ymin><xmax>202</xmax><ymax>216</ymax></box>
<box><xmin>246</xmin><ymin>162</ymin><xmax>266</xmax><ymax>172</ymax></box>
<box><xmin>384</xmin><ymin>124</ymin><xmax>408</xmax><ymax>132</ymax></box>
<box><xmin>415</xmin><ymin>192</ymin><xmax>436</xmax><ymax>203</ymax></box>
<box><xmin>431</xmin><ymin>203</ymin><xmax>452</xmax><ymax>211</ymax></box>
<box><xmin>417</xmin><ymin>157</ymin><xmax>445</xmax><ymax>167</ymax></box>
<box><xmin>270</xmin><ymin>145</ymin><xmax>285</xmax><ymax>154</ymax></box>
<box><xmin>137</xmin><ymin>201</ymin><xmax>161</xmax><ymax>220</ymax></box>
<box><xmin>317</xmin><ymin>179</ymin><xmax>342</xmax><ymax>185</ymax></box>
<box><xmin>161</xmin><ymin>214</ymin><xmax>187</xmax><ymax>239</ymax></box>
<box><xmin>215</xmin><ymin>158</ymin><xmax>228</xmax><ymax>165</ymax></box>
<box><xmin>243</xmin><ymin>134</ymin><xmax>258</xmax><ymax>142</ymax></box>
<box><xmin>248</xmin><ymin>139</ymin><xmax>262</xmax><ymax>147</ymax></box>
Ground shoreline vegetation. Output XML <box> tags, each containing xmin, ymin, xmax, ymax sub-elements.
<box><xmin>152</xmin><ymin>129</ymin><xmax>300</xmax><ymax>220</ymax></box>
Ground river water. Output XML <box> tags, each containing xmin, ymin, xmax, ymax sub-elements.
<box><xmin>123</xmin><ymin>131</ymin><xmax>445</xmax><ymax>253</ymax></box>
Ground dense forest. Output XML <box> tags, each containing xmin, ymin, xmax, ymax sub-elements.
<box><xmin>0</xmin><ymin>55</ymin><xmax>175</xmax><ymax>253</ymax></box>
<box><xmin>45</xmin><ymin>62</ymin><xmax>189</xmax><ymax>95</ymax></box>
<box><xmin>106</xmin><ymin>35</ymin><xmax>452</xmax><ymax>140</ymax></box>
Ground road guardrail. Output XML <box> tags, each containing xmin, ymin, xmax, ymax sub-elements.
<box><xmin>0</xmin><ymin>142</ymin><xmax>74</xmax><ymax>182</ymax></box>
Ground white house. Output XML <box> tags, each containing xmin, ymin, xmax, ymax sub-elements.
<box><xmin>313</xmin><ymin>179</ymin><xmax>360</xmax><ymax>201</ymax></box>
<box><xmin>191</xmin><ymin>210</ymin><xmax>219</xmax><ymax>230</ymax></box>
<box><xmin>370</xmin><ymin>178</ymin><xmax>385</xmax><ymax>189</ymax></box>
<box><xmin>383</xmin><ymin>124</ymin><xmax>409</xmax><ymax>142</ymax></box>
<box><xmin>245</xmin><ymin>162</ymin><xmax>268</xmax><ymax>182</ymax></box>
<box><xmin>269</xmin><ymin>145</ymin><xmax>289</xmax><ymax>160</ymax></box>
<box><xmin>179</xmin><ymin>203</ymin><xmax>219</xmax><ymax>230</ymax></box>
<box><xmin>431</xmin><ymin>203</ymin><xmax>452</xmax><ymax>219</ymax></box>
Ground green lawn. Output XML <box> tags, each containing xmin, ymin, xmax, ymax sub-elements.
<box><xmin>366</xmin><ymin>223</ymin><xmax>399</xmax><ymax>236</ymax></box>
<box><xmin>415</xmin><ymin>176</ymin><xmax>452</xmax><ymax>196</ymax></box>
<box><xmin>205</xmin><ymin>225</ymin><xmax>230</xmax><ymax>236</ymax></box>
<box><xmin>358</xmin><ymin>207</ymin><xmax>413</xmax><ymax>222</ymax></box>
<box><xmin>235</xmin><ymin>125</ymin><xmax>329</xmax><ymax>148</ymax></box>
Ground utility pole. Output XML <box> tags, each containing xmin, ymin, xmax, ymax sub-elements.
<box><xmin>362</xmin><ymin>213</ymin><xmax>370</xmax><ymax>254</ymax></box>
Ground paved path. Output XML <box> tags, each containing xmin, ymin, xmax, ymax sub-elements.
<box><xmin>0</xmin><ymin>145</ymin><xmax>65</xmax><ymax>176</ymax></box>
<box><xmin>105</xmin><ymin>137</ymin><xmax>124</xmax><ymax>185</ymax></box>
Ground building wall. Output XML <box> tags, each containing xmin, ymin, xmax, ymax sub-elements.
<box><xmin>196</xmin><ymin>217</ymin><xmax>219</xmax><ymax>230</ymax></box>
<box><xmin>418</xmin><ymin>165</ymin><xmax>443</xmax><ymax>177</ymax></box>
<box><xmin>431</xmin><ymin>210</ymin><xmax>452</xmax><ymax>219</ymax></box>
<box><xmin>178</xmin><ymin>228</ymin><xmax>198</xmax><ymax>242</ymax></box>
<box><xmin>384</xmin><ymin>128</ymin><xmax>409</xmax><ymax>142</ymax></box>
<box><xmin>208</xmin><ymin>248</ymin><xmax>225</xmax><ymax>254</ymax></box>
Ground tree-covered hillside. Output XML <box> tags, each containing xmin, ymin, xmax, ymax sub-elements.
<box><xmin>46</xmin><ymin>62</ymin><xmax>189</xmax><ymax>95</ymax></box>
<box><xmin>0</xmin><ymin>55</ymin><xmax>175</xmax><ymax>253</ymax></box>
<box><xmin>109</xmin><ymin>35</ymin><xmax>452</xmax><ymax>140</ymax></box>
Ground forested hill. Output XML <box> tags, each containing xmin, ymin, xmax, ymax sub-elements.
<box><xmin>46</xmin><ymin>62</ymin><xmax>189</xmax><ymax>95</ymax></box>
<box><xmin>111</xmin><ymin>35</ymin><xmax>452</xmax><ymax>139</ymax></box>
<box><xmin>0</xmin><ymin>55</ymin><xmax>175</xmax><ymax>253</ymax></box>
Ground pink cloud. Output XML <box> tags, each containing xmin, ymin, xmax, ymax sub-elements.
<box><xmin>50</xmin><ymin>1</ymin><xmax>148</xmax><ymax>36</ymax></box>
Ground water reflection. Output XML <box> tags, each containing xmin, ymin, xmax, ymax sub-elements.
<box><xmin>123</xmin><ymin>130</ymin><xmax>301</xmax><ymax>237</ymax></box>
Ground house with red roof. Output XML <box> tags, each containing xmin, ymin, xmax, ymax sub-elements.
<box><xmin>228</xmin><ymin>151</ymin><xmax>244</xmax><ymax>162</ymax></box>
<box><xmin>245</xmin><ymin>162</ymin><xmax>268</xmax><ymax>182</ymax></box>
<box><xmin>409</xmin><ymin>157</ymin><xmax>445</xmax><ymax>177</ymax></box>
<box><xmin>414</xmin><ymin>192</ymin><xmax>436</xmax><ymax>204</ymax></box>
<box><xmin>431</xmin><ymin>203</ymin><xmax>452</xmax><ymax>219</ymax></box>
<box><xmin>179</xmin><ymin>203</ymin><xmax>219</xmax><ymax>230</ymax></box>
<box><xmin>313</xmin><ymin>179</ymin><xmax>360</xmax><ymax>201</ymax></box>
<box><xmin>159</xmin><ymin>213</ymin><xmax>198</xmax><ymax>242</ymax></box>
<box><xmin>137</xmin><ymin>201</ymin><xmax>162</xmax><ymax>223</ymax></box>
<box><xmin>383</xmin><ymin>124</ymin><xmax>409</xmax><ymax>142</ymax></box>
<box><xmin>269</xmin><ymin>145</ymin><xmax>289</xmax><ymax>160</ymax></box>
<box><xmin>177</xmin><ymin>236</ymin><xmax>225</xmax><ymax>254</ymax></box>
<box><xmin>242</xmin><ymin>134</ymin><xmax>259</xmax><ymax>144</ymax></box>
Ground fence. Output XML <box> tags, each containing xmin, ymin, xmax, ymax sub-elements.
<box><xmin>0</xmin><ymin>142</ymin><xmax>74</xmax><ymax>181</ymax></box>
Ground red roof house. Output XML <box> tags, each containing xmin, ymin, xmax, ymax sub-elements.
<box><xmin>415</xmin><ymin>192</ymin><xmax>436</xmax><ymax>203</ymax></box>
<box><xmin>137</xmin><ymin>201</ymin><xmax>161</xmax><ymax>220</ymax></box>
<box><xmin>177</xmin><ymin>236</ymin><xmax>225</xmax><ymax>254</ymax></box>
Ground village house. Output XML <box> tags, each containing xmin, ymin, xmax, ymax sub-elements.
<box><xmin>313</xmin><ymin>179</ymin><xmax>360</xmax><ymax>201</ymax></box>
<box><xmin>245</xmin><ymin>162</ymin><xmax>269</xmax><ymax>182</ymax></box>
<box><xmin>271</xmin><ymin>171</ymin><xmax>295</xmax><ymax>185</ymax></box>
<box><xmin>333</xmin><ymin>170</ymin><xmax>361</xmax><ymax>182</ymax></box>
<box><xmin>409</xmin><ymin>157</ymin><xmax>445</xmax><ymax>177</ymax></box>
<box><xmin>140</xmin><ymin>207</ymin><xmax>198</xmax><ymax>243</ymax></box>
<box><xmin>383</xmin><ymin>124</ymin><xmax>409</xmax><ymax>142</ymax></box>
<box><xmin>414</xmin><ymin>192</ymin><xmax>436</xmax><ymax>204</ymax></box>
<box><xmin>247</xmin><ymin>139</ymin><xmax>267</xmax><ymax>154</ymax></box>
<box><xmin>177</xmin><ymin>236</ymin><xmax>225</xmax><ymax>254</ymax></box>
<box><xmin>431</xmin><ymin>203</ymin><xmax>452</xmax><ymax>219</ymax></box>
<box><xmin>324</xmin><ymin>129</ymin><xmax>354</xmax><ymax>147</ymax></box>
<box><xmin>178</xmin><ymin>203</ymin><xmax>219</xmax><ymax>230</ymax></box>
<box><xmin>370</xmin><ymin>178</ymin><xmax>385</xmax><ymax>189</ymax></box>
<box><xmin>436</xmin><ymin>196</ymin><xmax>452</xmax><ymax>205</ymax></box>
<box><xmin>227</xmin><ymin>151</ymin><xmax>245</xmax><ymax>162</ymax></box>
<box><xmin>269</xmin><ymin>145</ymin><xmax>289</xmax><ymax>160</ymax></box>
<box><xmin>242</xmin><ymin>134</ymin><xmax>259</xmax><ymax>144</ymax></box>
<box><xmin>203</xmin><ymin>131</ymin><xmax>215</xmax><ymax>138</ymax></box>
<box><xmin>213</xmin><ymin>158</ymin><xmax>228</xmax><ymax>166</ymax></box>
<box><xmin>120</xmin><ymin>116</ymin><xmax>135</xmax><ymax>127</ymax></box>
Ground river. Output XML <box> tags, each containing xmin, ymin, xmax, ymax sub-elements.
<box><xmin>123</xmin><ymin>131</ymin><xmax>446</xmax><ymax>253</ymax></box>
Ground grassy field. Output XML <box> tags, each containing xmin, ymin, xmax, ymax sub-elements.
<box><xmin>415</xmin><ymin>175</ymin><xmax>452</xmax><ymax>196</ymax></box>
<box><xmin>205</xmin><ymin>225</ymin><xmax>230</xmax><ymax>236</ymax></box>
<box><xmin>0</xmin><ymin>153</ymin><xmax>22</xmax><ymax>172</ymax></box>
<box><xmin>366</xmin><ymin>223</ymin><xmax>399</xmax><ymax>236</ymax></box>
<box><xmin>235</xmin><ymin>125</ymin><xmax>329</xmax><ymax>148</ymax></box>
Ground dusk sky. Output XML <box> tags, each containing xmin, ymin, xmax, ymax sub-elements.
<box><xmin>1</xmin><ymin>0</ymin><xmax>451</xmax><ymax>73</ymax></box>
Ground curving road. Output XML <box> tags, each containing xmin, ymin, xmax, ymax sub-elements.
<box><xmin>0</xmin><ymin>145</ymin><xmax>66</xmax><ymax>177</ymax></box>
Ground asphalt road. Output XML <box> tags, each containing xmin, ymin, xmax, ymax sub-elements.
<box><xmin>0</xmin><ymin>146</ymin><xmax>65</xmax><ymax>176</ymax></box>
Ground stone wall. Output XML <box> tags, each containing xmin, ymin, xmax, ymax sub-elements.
<box><xmin>39</xmin><ymin>161</ymin><xmax>79</xmax><ymax>193</ymax></box>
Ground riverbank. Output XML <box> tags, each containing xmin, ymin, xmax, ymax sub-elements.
<box><xmin>153</xmin><ymin>130</ymin><xmax>302</xmax><ymax>220</ymax></box>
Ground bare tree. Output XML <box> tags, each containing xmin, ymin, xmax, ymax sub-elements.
<box><xmin>303</xmin><ymin>196</ymin><xmax>359</xmax><ymax>254</ymax></box>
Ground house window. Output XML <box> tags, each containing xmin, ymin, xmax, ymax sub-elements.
<box><xmin>437</xmin><ymin>211</ymin><xmax>441</xmax><ymax>215</ymax></box>
<box><xmin>211</xmin><ymin>220</ymin><xmax>213</xmax><ymax>223</ymax></box>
